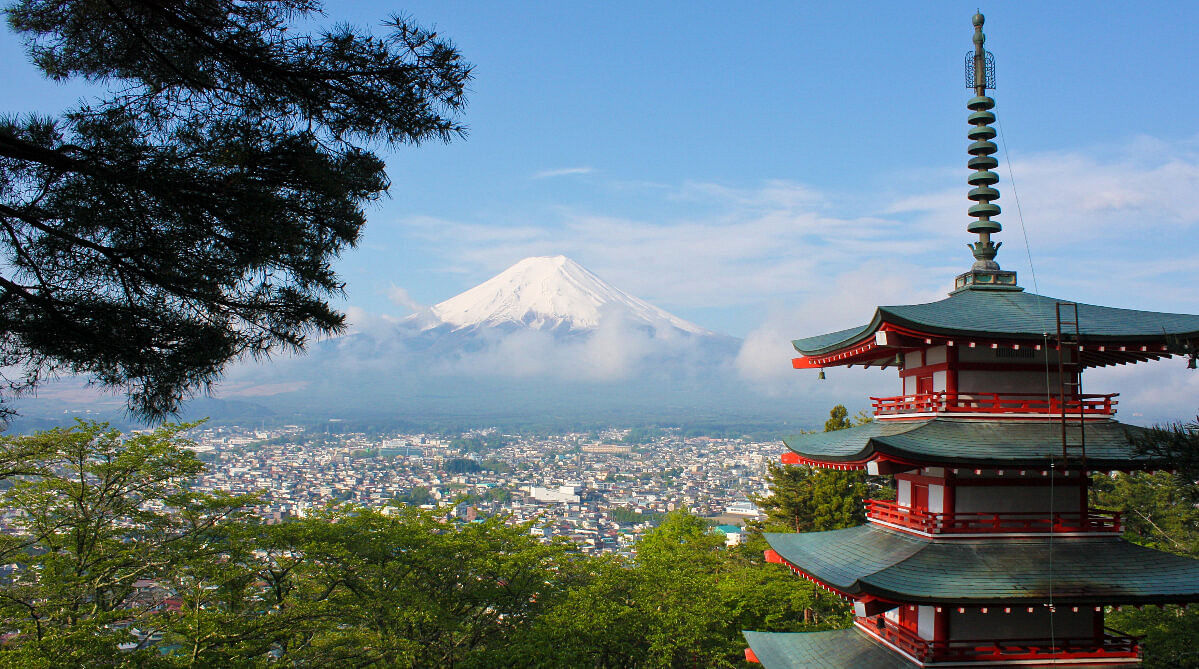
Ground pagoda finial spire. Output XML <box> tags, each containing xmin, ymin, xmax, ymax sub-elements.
<box><xmin>965</xmin><ymin>12</ymin><xmax>1002</xmax><ymax>271</ymax></box>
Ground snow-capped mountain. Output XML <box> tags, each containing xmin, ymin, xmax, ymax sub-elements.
<box><xmin>419</xmin><ymin>255</ymin><xmax>714</xmax><ymax>337</ymax></box>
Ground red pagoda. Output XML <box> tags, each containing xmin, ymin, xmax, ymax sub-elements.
<box><xmin>743</xmin><ymin>13</ymin><xmax>1199</xmax><ymax>668</ymax></box>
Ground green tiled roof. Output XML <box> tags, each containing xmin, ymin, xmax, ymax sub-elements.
<box><xmin>793</xmin><ymin>289</ymin><xmax>1199</xmax><ymax>355</ymax></box>
<box><xmin>765</xmin><ymin>525</ymin><xmax>1199</xmax><ymax>604</ymax></box>
<box><xmin>743</xmin><ymin>629</ymin><xmax>911</xmax><ymax>668</ymax></box>
<box><xmin>783</xmin><ymin>418</ymin><xmax>1159</xmax><ymax>470</ymax></box>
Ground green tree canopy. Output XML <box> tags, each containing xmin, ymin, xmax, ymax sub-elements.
<box><xmin>0</xmin><ymin>1</ymin><xmax>471</xmax><ymax>419</ymax></box>
<box><xmin>1091</xmin><ymin>419</ymin><xmax>1199</xmax><ymax>668</ymax></box>
<box><xmin>0</xmin><ymin>421</ymin><xmax>257</xmax><ymax>665</ymax></box>
<box><xmin>516</xmin><ymin>512</ymin><xmax>851</xmax><ymax>668</ymax></box>
<box><xmin>754</xmin><ymin>405</ymin><xmax>868</xmax><ymax>532</ymax></box>
<box><xmin>1093</xmin><ymin>468</ymin><xmax>1199</xmax><ymax>668</ymax></box>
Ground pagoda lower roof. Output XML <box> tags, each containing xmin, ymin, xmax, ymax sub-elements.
<box><xmin>765</xmin><ymin>524</ymin><xmax>1199</xmax><ymax>605</ymax></box>
<box><xmin>743</xmin><ymin>629</ymin><xmax>909</xmax><ymax>668</ymax></box>
<box><xmin>783</xmin><ymin>418</ymin><xmax>1158</xmax><ymax>470</ymax></box>
<box><xmin>793</xmin><ymin>288</ymin><xmax>1199</xmax><ymax>357</ymax></box>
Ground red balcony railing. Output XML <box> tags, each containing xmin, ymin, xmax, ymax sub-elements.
<box><xmin>870</xmin><ymin>391</ymin><xmax>1117</xmax><ymax>417</ymax></box>
<box><xmin>862</xmin><ymin>617</ymin><xmax>1140</xmax><ymax>663</ymax></box>
<box><xmin>866</xmin><ymin>499</ymin><xmax>1122</xmax><ymax>534</ymax></box>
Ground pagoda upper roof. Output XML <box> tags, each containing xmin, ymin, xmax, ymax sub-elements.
<box><xmin>765</xmin><ymin>524</ymin><xmax>1199</xmax><ymax>605</ymax></box>
<box><xmin>783</xmin><ymin>418</ymin><xmax>1158</xmax><ymax>470</ymax></box>
<box><xmin>793</xmin><ymin>288</ymin><xmax>1199</xmax><ymax>358</ymax></box>
<box><xmin>743</xmin><ymin>629</ymin><xmax>909</xmax><ymax>669</ymax></box>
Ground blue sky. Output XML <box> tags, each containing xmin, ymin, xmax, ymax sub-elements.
<box><xmin>3</xmin><ymin>2</ymin><xmax>1199</xmax><ymax>420</ymax></box>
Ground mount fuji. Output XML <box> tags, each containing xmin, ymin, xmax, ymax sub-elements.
<box><xmin>408</xmin><ymin>255</ymin><xmax>716</xmax><ymax>339</ymax></box>
<box><xmin>11</xmin><ymin>256</ymin><xmax>831</xmax><ymax>429</ymax></box>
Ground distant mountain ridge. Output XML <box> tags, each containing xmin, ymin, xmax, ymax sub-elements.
<box><xmin>414</xmin><ymin>255</ymin><xmax>715</xmax><ymax>337</ymax></box>
<box><xmin>15</xmin><ymin>256</ymin><xmax>790</xmax><ymax>430</ymax></box>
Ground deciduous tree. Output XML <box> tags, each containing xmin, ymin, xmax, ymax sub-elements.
<box><xmin>0</xmin><ymin>421</ymin><xmax>256</xmax><ymax>665</ymax></box>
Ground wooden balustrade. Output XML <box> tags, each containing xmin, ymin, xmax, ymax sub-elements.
<box><xmin>870</xmin><ymin>391</ymin><xmax>1118</xmax><ymax>417</ymax></box>
<box><xmin>863</xmin><ymin>617</ymin><xmax>1140</xmax><ymax>663</ymax></box>
<box><xmin>865</xmin><ymin>499</ymin><xmax>1122</xmax><ymax>534</ymax></box>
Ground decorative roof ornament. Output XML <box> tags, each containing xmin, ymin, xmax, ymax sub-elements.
<box><xmin>954</xmin><ymin>12</ymin><xmax>1020</xmax><ymax>293</ymax></box>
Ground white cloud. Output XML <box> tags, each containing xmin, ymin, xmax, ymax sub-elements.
<box><xmin>216</xmin><ymin>133</ymin><xmax>1199</xmax><ymax>420</ymax></box>
<box><xmin>398</xmin><ymin>180</ymin><xmax>919</xmax><ymax>316</ymax></box>
<box><xmin>426</xmin><ymin>307</ymin><xmax>698</xmax><ymax>383</ymax></box>
<box><xmin>532</xmin><ymin>167</ymin><xmax>594</xmax><ymax>179</ymax></box>
<box><xmin>393</xmin><ymin>133</ymin><xmax>1199</xmax><ymax>422</ymax></box>
<box><xmin>402</xmin><ymin>134</ymin><xmax>1199</xmax><ymax>326</ymax></box>
<box><xmin>386</xmin><ymin>284</ymin><xmax>424</xmax><ymax>312</ymax></box>
<box><xmin>734</xmin><ymin>264</ymin><xmax>937</xmax><ymax>392</ymax></box>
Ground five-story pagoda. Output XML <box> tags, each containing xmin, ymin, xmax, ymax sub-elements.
<box><xmin>743</xmin><ymin>13</ymin><xmax>1199</xmax><ymax>668</ymax></box>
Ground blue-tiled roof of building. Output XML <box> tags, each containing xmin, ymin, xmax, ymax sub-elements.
<box><xmin>793</xmin><ymin>290</ymin><xmax>1199</xmax><ymax>355</ymax></box>
<box><xmin>765</xmin><ymin>525</ymin><xmax>1199</xmax><ymax>604</ymax></box>
<box><xmin>782</xmin><ymin>418</ymin><xmax>1159</xmax><ymax>470</ymax></box>
<box><xmin>742</xmin><ymin>629</ymin><xmax>911</xmax><ymax>668</ymax></box>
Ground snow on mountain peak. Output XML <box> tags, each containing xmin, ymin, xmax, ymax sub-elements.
<box><xmin>427</xmin><ymin>256</ymin><xmax>712</xmax><ymax>335</ymax></box>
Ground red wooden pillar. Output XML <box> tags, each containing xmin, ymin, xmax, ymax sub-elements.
<box><xmin>946</xmin><ymin>344</ymin><xmax>958</xmax><ymax>407</ymax></box>
<box><xmin>942</xmin><ymin>471</ymin><xmax>955</xmax><ymax>521</ymax></box>
<box><xmin>934</xmin><ymin>606</ymin><xmax>949</xmax><ymax>648</ymax></box>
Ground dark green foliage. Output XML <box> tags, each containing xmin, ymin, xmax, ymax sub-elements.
<box><xmin>1092</xmin><ymin>419</ymin><xmax>1199</xmax><ymax>668</ymax></box>
<box><xmin>14</xmin><ymin>413</ymin><xmax>1197</xmax><ymax>665</ymax></box>
<box><xmin>479</xmin><ymin>457</ymin><xmax>511</xmax><ymax>473</ymax></box>
<box><xmin>623</xmin><ymin>426</ymin><xmax>666</xmax><ymax>443</ymax></box>
<box><xmin>0</xmin><ymin>421</ymin><xmax>259</xmax><ymax>665</ymax></box>
<box><xmin>516</xmin><ymin>513</ymin><xmax>851</xmax><ymax>668</ymax></box>
<box><xmin>1106</xmin><ymin>605</ymin><xmax>1199</xmax><ymax>669</ymax></box>
<box><xmin>753</xmin><ymin>405</ymin><xmax>869</xmax><ymax>532</ymax></box>
<box><xmin>485</xmin><ymin>486</ymin><xmax>511</xmax><ymax>503</ymax></box>
<box><xmin>0</xmin><ymin>1</ymin><xmax>471</xmax><ymax>419</ymax></box>
<box><xmin>1092</xmin><ymin>470</ymin><xmax>1199</xmax><ymax>557</ymax></box>
<box><xmin>393</xmin><ymin>485</ymin><xmax>433</xmax><ymax>506</ymax></box>
<box><xmin>271</xmin><ymin>506</ymin><xmax>571</xmax><ymax>667</ymax></box>
<box><xmin>0</xmin><ymin>424</ymin><xmax>853</xmax><ymax>666</ymax></box>
<box><xmin>451</xmin><ymin>433</ymin><xmax>510</xmax><ymax>453</ymax></box>
<box><xmin>1128</xmin><ymin>417</ymin><xmax>1199</xmax><ymax>503</ymax></box>
<box><xmin>444</xmin><ymin>457</ymin><xmax>482</xmax><ymax>474</ymax></box>
<box><xmin>824</xmin><ymin>405</ymin><xmax>853</xmax><ymax>432</ymax></box>
<box><xmin>754</xmin><ymin>462</ymin><xmax>867</xmax><ymax>532</ymax></box>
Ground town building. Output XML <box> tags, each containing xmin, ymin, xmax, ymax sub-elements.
<box><xmin>744</xmin><ymin>14</ymin><xmax>1199</xmax><ymax>668</ymax></box>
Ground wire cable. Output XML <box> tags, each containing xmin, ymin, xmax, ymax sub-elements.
<box><xmin>997</xmin><ymin>118</ymin><xmax>1039</xmax><ymax>295</ymax></box>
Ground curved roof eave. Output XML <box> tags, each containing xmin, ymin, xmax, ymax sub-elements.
<box><xmin>781</xmin><ymin>419</ymin><xmax>1164</xmax><ymax>470</ymax></box>
<box><xmin>792</xmin><ymin>290</ymin><xmax>1199</xmax><ymax>357</ymax></box>
<box><xmin>765</xmin><ymin>526</ymin><xmax>1199</xmax><ymax>605</ymax></box>
<box><xmin>743</xmin><ymin>629</ymin><xmax>911</xmax><ymax>669</ymax></box>
<box><xmin>792</xmin><ymin>312</ymin><xmax>885</xmax><ymax>357</ymax></box>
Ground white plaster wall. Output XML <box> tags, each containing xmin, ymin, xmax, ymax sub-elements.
<box><xmin>918</xmin><ymin>606</ymin><xmax>935</xmax><ymax>640</ymax></box>
<box><xmin>898</xmin><ymin>479</ymin><xmax>912</xmax><ymax>507</ymax></box>
<box><xmin>928</xmin><ymin>484</ymin><xmax>944</xmax><ymax>513</ymax></box>
<box><xmin>933</xmin><ymin>370</ymin><xmax>947</xmax><ymax>392</ymax></box>
<box><xmin>926</xmin><ymin>346</ymin><xmax>947</xmax><ymax>365</ymax></box>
